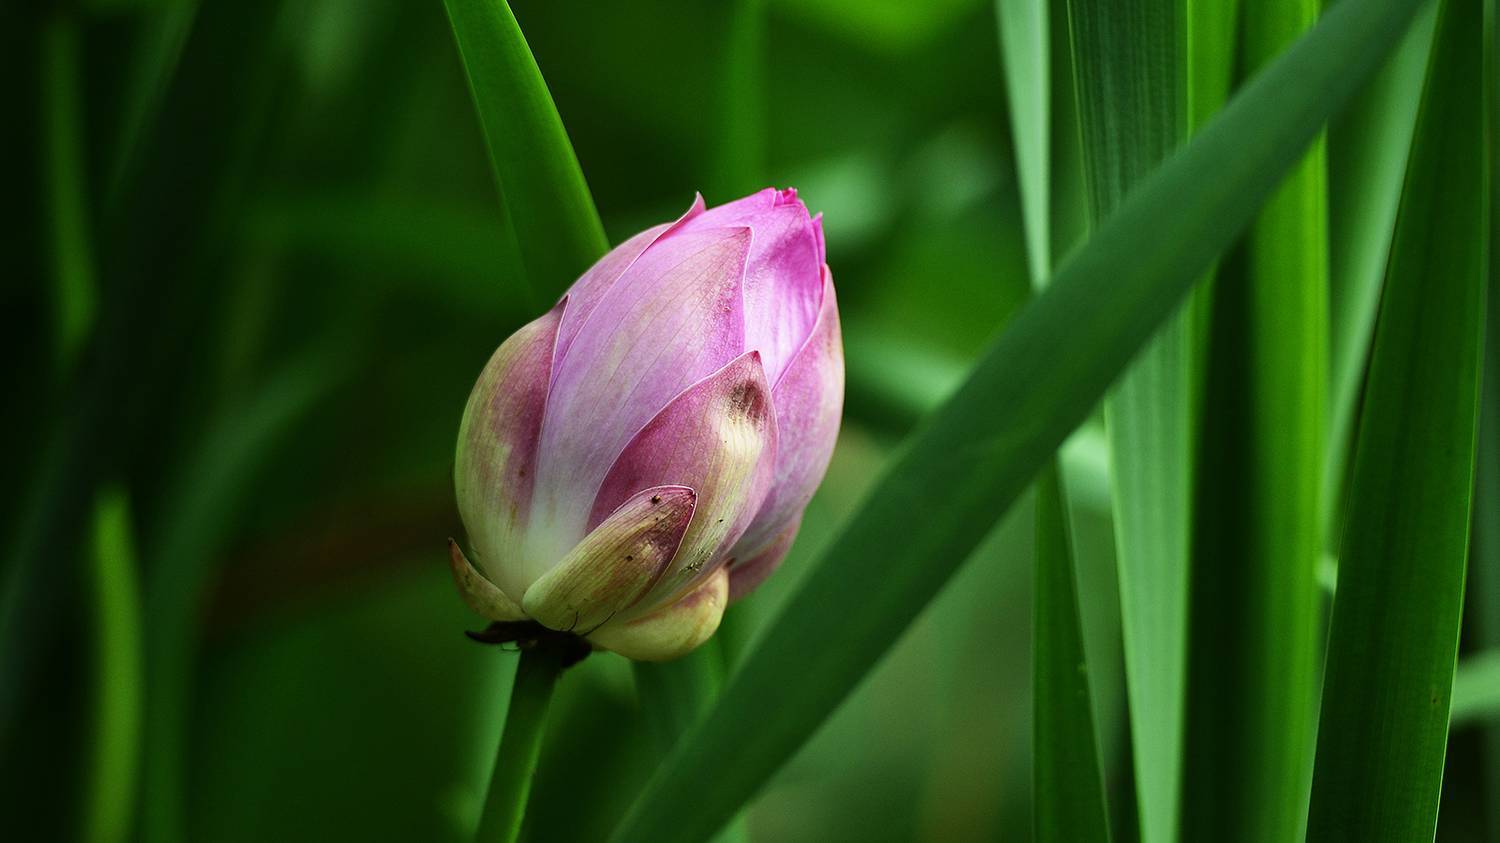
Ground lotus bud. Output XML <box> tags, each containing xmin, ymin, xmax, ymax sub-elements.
<box><xmin>452</xmin><ymin>188</ymin><xmax>844</xmax><ymax>661</ymax></box>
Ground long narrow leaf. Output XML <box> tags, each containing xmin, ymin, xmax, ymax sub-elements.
<box><xmin>82</xmin><ymin>489</ymin><xmax>143</xmax><ymax>843</ymax></box>
<box><xmin>1033</xmin><ymin>463</ymin><xmax>1111</xmax><ymax>842</ymax></box>
<box><xmin>996</xmin><ymin>0</ymin><xmax>1050</xmax><ymax>284</ymax></box>
<box><xmin>609</xmin><ymin>2</ymin><xmax>1428</xmax><ymax>840</ymax></box>
<box><xmin>105</xmin><ymin>1</ymin><xmax>201</xmax><ymax>213</ymax></box>
<box><xmin>1476</xmin><ymin>2</ymin><xmax>1500</xmax><ymax>837</ymax></box>
<box><xmin>1066</xmin><ymin>2</ymin><xmax>1198</xmax><ymax>838</ymax></box>
<box><xmin>1184</xmin><ymin>2</ymin><xmax>1325</xmax><ymax>839</ymax></box>
<box><xmin>708</xmin><ymin>0</ymin><xmax>766</xmax><ymax>200</ymax></box>
<box><xmin>442</xmin><ymin>0</ymin><xmax>608</xmax><ymax>301</ymax></box>
<box><xmin>1306</xmin><ymin>0</ymin><xmax>1488</xmax><ymax>836</ymax></box>
<box><xmin>997</xmin><ymin>5</ymin><xmax>1111</xmax><ymax>836</ymax></box>
<box><xmin>41</xmin><ymin>15</ymin><xmax>96</xmax><ymax>369</ymax></box>
<box><xmin>1451</xmin><ymin>652</ymin><xmax>1500</xmax><ymax>728</ymax></box>
<box><xmin>1322</xmin><ymin>3</ymin><xmax>1438</xmax><ymax>534</ymax></box>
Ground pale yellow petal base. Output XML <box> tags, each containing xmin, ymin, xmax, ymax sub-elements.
<box><xmin>587</xmin><ymin>566</ymin><xmax>729</xmax><ymax>661</ymax></box>
<box><xmin>448</xmin><ymin>539</ymin><xmax>528</xmax><ymax>621</ymax></box>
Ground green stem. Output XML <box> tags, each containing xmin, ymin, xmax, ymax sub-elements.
<box><xmin>476</xmin><ymin>646</ymin><xmax>565</xmax><ymax>843</ymax></box>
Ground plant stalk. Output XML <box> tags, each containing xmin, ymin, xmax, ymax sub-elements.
<box><xmin>476</xmin><ymin>645</ymin><xmax>566</xmax><ymax>843</ymax></box>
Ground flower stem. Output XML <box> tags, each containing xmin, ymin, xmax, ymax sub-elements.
<box><xmin>475</xmin><ymin>645</ymin><xmax>565</xmax><ymax>843</ymax></box>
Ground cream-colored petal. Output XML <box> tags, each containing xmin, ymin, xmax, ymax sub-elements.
<box><xmin>448</xmin><ymin>539</ymin><xmax>527</xmax><ymax>622</ymax></box>
<box><xmin>586</xmin><ymin>566</ymin><xmax>729</xmax><ymax>661</ymax></box>
<box><xmin>522</xmin><ymin>486</ymin><xmax>696</xmax><ymax>634</ymax></box>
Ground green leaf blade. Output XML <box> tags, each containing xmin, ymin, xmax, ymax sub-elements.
<box><xmin>1066</xmin><ymin>2</ymin><xmax>1197</xmax><ymax>837</ymax></box>
<box><xmin>996</xmin><ymin>0</ymin><xmax>1051</xmax><ymax>284</ymax></box>
<box><xmin>1323</xmin><ymin>2</ymin><xmax>1438</xmax><ymax>533</ymax></box>
<box><xmin>609</xmin><ymin>2</ymin><xmax>1427</xmax><ymax>839</ymax></box>
<box><xmin>1034</xmin><ymin>462</ymin><xmax>1111</xmax><ymax>843</ymax></box>
<box><xmin>1451</xmin><ymin>652</ymin><xmax>1500</xmax><ymax>728</ymax></box>
<box><xmin>442</xmin><ymin>0</ymin><xmax>608</xmax><ymax>301</ymax></box>
<box><xmin>83</xmin><ymin>489</ymin><xmax>144</xmax><ymax>843</ymax></box>
<box><xmin>1306</xmin><ymin>0</ymin><xmax>1489</xmax><ymax>835</ymax></box>
<box><xmin>1183</xmin><ymin>2</ymin><xmax>1326</xmax><ymax>840</ymax></box>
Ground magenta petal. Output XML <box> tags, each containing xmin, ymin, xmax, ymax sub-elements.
<box><xmin>682</xmin><ymin>189</ymin><xmax>822</xmax><ymax>384</ymax></box>
<box><xmin>529</xmin><ymin>227</ymin><xmax>752</xmax><ymax>558</ymax></box>
<box><xmin>731</xmin><ymin>267</ymin><xmax>844</xmax><ymax>559</ymax></box>
<box><xmin>453</xmin><ymin>299</ymin><xmax>565</xmax><ymax>600</ymax></box>
<box><xmin>554</xmin><ymin>195</ymin><xmax>705</xmax><ymax>365</ymax></box>
<box><xmin>591</xmin><ymin>351</ymin><xmax>777</xmax><ymax>615</ymax></box>
<box><xmin>727</xmin><ymin>516</ymin><xmax>801</xmax><ymax>602</ymax></box>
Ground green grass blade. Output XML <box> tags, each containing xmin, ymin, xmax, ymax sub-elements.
<box><xmin>83</xmin><ymin>489</ymin><xmax>144</xmax><ymax>843</ymax></box>
<box><xmin>998</xmin><ymin>8</ymin><xmax>1110</xmax><ymax>836</ymax></box>
<box><xmin>1066</xmin><ymin>2</ymin><xmax>1198</xmax><ymax>838</ymax></box>
<box><xmin>996</xmin><ymin>0</ymin><xmax>1050</xmax><ymax>284</ymax></box>
<box><xmin>1003</xmin><ymin>1</ymin><xmax>1110</xmax><ymax>829</ymax></box>
<box><xmin>1034</xmin><ymin>463</ymin><xmax>1111</xmax><ymax>842</ymax></box>
<box><xmin>1047</xmin><ymin>0</ymin><xmax>1089</xmax><ymax>263</ymax></box>
<box><xmin>709</xmin><ymin>0</ymin><xmax>766</xmax><ymax>200</ymax></box>
<box><xmin>1183</xmin><ymin>2</ymin><xmax>1325</xmax><ymax>840</ymax></box>
<box><xmin>442</xmin><ymin>0</ymin><xmax>608</xmax><ymax>301</ymax></box>
<box><xmin>609</xmin><ymin>2</ymin><xmax>1427</xmax><ymax>839</ymax></box>
<box><xmin>1451</xmin><ymin>652</ymin><xmax>1500</xmax><ymax>728</ymax></box>
<box><xmin>1323</xmin><ymin>1</ymin><xmax>1438</xmax><ymax>538</ymax></box>
<box><xmin>1474</xmin><ymin>0</ymin><xmax>1500</xmax><ymax>835</ymax></box>
<box><xmin>1306</xmin><ymin>0</ymin><xmax>1488</xmax><ymax>835</ymax></box>
<box><xmin>41</xmin><ymin>14</ymin><xmax>96</xmax><ymax>370</ymax></box>
<box><xmin>105</xmin><ymin>1</ymin><xmax>201</xmax><ymax>214</ymax></box>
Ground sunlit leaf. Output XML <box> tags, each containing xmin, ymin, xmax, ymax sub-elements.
<box><xmin>1183</xmin><ymin>1</ymin><xmax>1324</xmax><ymax>839</ymax></box>
<box><xmin>1307</xmin><ymin>0</ymin><xmax>1488</xmax><ymax>835</ymax></box>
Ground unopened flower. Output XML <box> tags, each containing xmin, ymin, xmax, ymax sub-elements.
<box><xmin>451</xmin><ymin>188</ymin><xmax>843</xmax><ymax>661</ymax></box>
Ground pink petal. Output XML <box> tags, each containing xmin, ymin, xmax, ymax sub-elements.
<box><xmin>727</xmin><ymin>515</ymin><xmax>801</xmax><ymax>602</ymax></box>
<box><xmin>553</xmin><ymin>195</ymin><xmax>706</xmax><ymax>365</ymax></box>
<box><xmin>731</xmin><ymin>266</ymin><xmax>843</xmax><ymax>559</ymax></box>
<box><xmin>529</xmin><ymin>227</ymin><xmax>753</xmax><ymax>561</ymax></box>
<box><xmin>453</xmin><ymin>299</ymin><xmax>566</xmax><ymax>601</ymax></box>
<box><xmin>683</xmin><ymin>188</ymin><xmax>823</xmax><ymax>384</ymax></box>
<box><xmin>591</xmin><ymin>351</ymin><xmax>776</xmax><ymax>615</ymax></box>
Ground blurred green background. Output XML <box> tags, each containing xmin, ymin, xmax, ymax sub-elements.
<box><xmin>2</xmin><ymin>0</ymin><xmax>1494</xmax><ymax>840</ymax></box>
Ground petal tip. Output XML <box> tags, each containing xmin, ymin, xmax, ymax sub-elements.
<box><xmin>448</xmin><ymin>539</ymin><xmax>529</xmax><ymax>622</ymax></box>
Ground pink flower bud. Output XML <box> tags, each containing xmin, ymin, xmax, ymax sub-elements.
<box><xmin>453</xmin><ymin>188</ymin><xmax>843</xmax><ymax>661</ymax></box>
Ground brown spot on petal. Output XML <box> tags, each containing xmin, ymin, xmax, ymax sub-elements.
<box><xmin>728</xmin><ymin>380</ymin><xmax>766</xmax><ymax>418</ymax></box>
